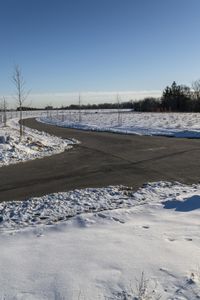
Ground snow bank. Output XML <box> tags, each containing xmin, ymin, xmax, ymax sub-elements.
<box><xmin>0</xmin><ymin>185</ymin><xmax>135</xmax><ymax>230</ymax></box>
<box><xmin>0</xmin><ymin>118</ymin><xmax>78</xmax><ymax>167</ymax></box>
<box><xmin>39</xmin><ymin>111</ymin><xmax>200</xmax><ymax>138</ymax></box>
<box><xmin>1</xmin><ymin>182</ymin><xmax>200</xmax><ymax>299</ymax></box>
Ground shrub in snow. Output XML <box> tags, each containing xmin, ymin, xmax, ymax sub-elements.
<box><xmin>108</xmin><ymin>272</ymin><xmax>161</xmax><ymax>300</ymax></box>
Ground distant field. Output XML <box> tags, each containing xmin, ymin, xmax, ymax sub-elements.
<box><xmin>40</xmin><ymin>111</ymin><xmax>200</xmax><ymax>138</ymax></box>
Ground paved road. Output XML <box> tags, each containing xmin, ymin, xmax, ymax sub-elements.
<box><xmin>0</xmin><ymin>118</ymin><xmax>200</xmax><ymax>202</ymax></box>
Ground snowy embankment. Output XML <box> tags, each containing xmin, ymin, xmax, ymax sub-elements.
<box><xmin>39</xmin><ymin>111</ymin><xmax>200</xmax><ymax>138</ymax></box>
<box><xmin>0</xmin><ymin>118</ymin><xmax>78</xmax><ymax>167</ymax></box>
<box><xmin>1</xmin><ymin>181</ymin><xmax>200</xmax><ymax>299</ymax></box>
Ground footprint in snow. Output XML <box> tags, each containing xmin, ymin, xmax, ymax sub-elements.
<box><xmin>185</xmin><ymin>237</ymin><xmax>193</xmax><ymax>241</ymax></box>
<box><xmin>166</xmin><ymin>237</ymin><xmax>176</xmax><ymax>242</ymax></box>
<box><xmin>112</xmin><ymin>217</ymin><xmax>125</xmax><ymax>224</ymax></box>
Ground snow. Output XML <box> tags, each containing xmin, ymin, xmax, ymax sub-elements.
<box><xmin>1</xmin><ymin>111</ymin><xmax>200</xmax><ymax>298</ymax></box>
<box><xmin>1</xmin><ymin>181</ymin><xmax>200</xmax><ymax>299</ymax></box>
<box><xmin>0</xmin><ymin>118</ymin><xmax>78</xmax><ymax>167</ymax></box>
<box><xmin>0</xmin><ymin>186</ymin><xmax>134</xmax><ymax>230</ymax></box>
<box><xmin>39</xmin><ymin>111</ymin><xmax>200</xmax><ymax>138</ymax></box>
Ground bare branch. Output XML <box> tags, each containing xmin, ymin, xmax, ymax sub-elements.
<box><xmin>12</xmin><ymin>65</ymin><xmax>29</xmax><ymax>139</ymax></box>
<box><xmin>192</xmin><ymin>79</ymin><xmax>200</xmax><ymax>99</ymax></box>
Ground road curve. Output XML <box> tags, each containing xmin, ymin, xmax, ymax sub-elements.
<box><xmin>0</xmin><ymin>118</ymin><xmax>200</xmax><ymax>202</ymax></box>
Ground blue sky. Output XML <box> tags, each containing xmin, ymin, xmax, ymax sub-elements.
<box><xmin>0</xmin><ymin>0</ymin><xmax>200</xmax><ymax>106</ymax></box>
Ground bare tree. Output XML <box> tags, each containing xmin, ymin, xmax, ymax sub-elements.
<box><xmin>78</xmin><ymin>93</ymin><xmax>82</xmax><ymax>123</ymax></box>
<box><xmin>2</xmin><ymin>97</ymin><xmax>7</xmax><ymax>127</ymax></box>
<box><xmin>117</xmin><ymin>93</ymin><xmax>122</xmax><ymax>126</ymax></box>
<box><xmin>192</xmin><ymin>79</ymin><xmax>200</xmax><ymax>99</ymax></box>
<box><xmin>12</xmin><ymin>65</ymin><xmax>29</xmax><ymax>139</ymax></box>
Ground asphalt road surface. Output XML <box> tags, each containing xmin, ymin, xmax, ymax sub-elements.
<box><xmin>0</xmin><ymin>118</ymin><xmax>200</xmax><ymax>202</ymax></box>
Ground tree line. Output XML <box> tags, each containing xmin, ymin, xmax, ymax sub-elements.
<box><xmin>3</xmin><ymin>69</ymin><xmax>200</xmax><ymax>117</ymax></box>
<box><xmin>60</xmin><ymin>101</ymin><xmax>135</xmax><ymax>110</ymax></box>
<box><xmin>59</xmin><ymin>81</ymin><xmax>200</xmax><ymax>112</ymax></box>
<box><xmin>133</xmin><ymin>80</ymin><xmax>200</xmax><ymax>112</ymax></box>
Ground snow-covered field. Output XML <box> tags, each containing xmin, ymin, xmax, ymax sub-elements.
<box><xmin>1</xmin><ymin>111</ymin><xmax>200</xmax><ymax>299</ymax></box>
<box><xmin>39</xmin><ymin>111</ymin><xmax>200</xmax><ymax>138</ymax></box>
<box><xmin>0</xmin><ymin>118</ymin><xmax>77</xmax><ymax>167</ymax></box>
<box><xmin>1</xmin><ymin>181</ymin><xmax>200</xmax><ymax>299</ymax></box>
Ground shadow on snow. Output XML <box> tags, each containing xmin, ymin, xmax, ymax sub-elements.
<box><xmin>162</xmin><ymin>195</ymin><xmax>200</xmax><ymax>212</ymax></box>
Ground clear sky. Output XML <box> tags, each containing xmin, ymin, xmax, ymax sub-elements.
<box><xmin>0</xmin><ymin>0</ymin><xmax>200</xmax><ymax>107</ymax></box>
